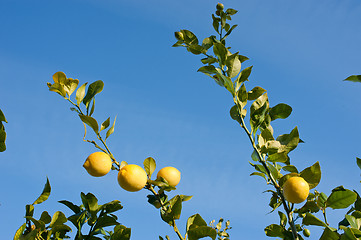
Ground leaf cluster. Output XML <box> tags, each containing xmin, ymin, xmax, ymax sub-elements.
<box><xmin>14</xmin><ymin>179</ymin><xmax>130</xmax><ymax>240</ymax></box>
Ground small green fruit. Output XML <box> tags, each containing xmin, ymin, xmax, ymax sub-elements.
<box><xmin>174</xmin><ymin>31</ymin><xmax>184</xmax><ymax>41</ymax></box>
<box><xmin>216</xmin><ymin>3</ymin><xmax>224</xmax><ymax>11</ymax></box>
<box><xmin>215</xmin><ymin>10</ymin><xmax>221</xmax><ymax>16</ymax></box>
<box><xmin>303</xmin><ymin>229</ymin><xmax>311</xmax><ymax>237</ymax></box>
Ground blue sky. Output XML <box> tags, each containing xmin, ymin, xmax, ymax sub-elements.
<box><xmin>1</xmin><ymin>0</ymin><xmax>361</xmax><ymax>239</ymax></box>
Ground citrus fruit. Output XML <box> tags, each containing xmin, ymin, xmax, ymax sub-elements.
<box><xmin>283</xmin><ymin>176</ymin><xmax>309</xmax><ymax>204</ymax></box>
<box><xmin>216</xmin><ymin>3</ymin><xmax>224</xmax><ymax>11</ymax></box>
<box><xmin>157</xmin><ymin>166</ymin><xmax>181</xmax><ymax>187</ymax></box>
<box><xmin>117</xmin><ymin>164</ymin><xmax>147</xmax><ymax>192</ymax></box>
<box><xmin>83</xmin><ymin>152</ymin><xmax>112</xmax><ymax>177</ymax></box>
<box><xmin>303</xmin><ymin>228</ymin><xmax>311</xmax><ymax>237</ymax></box>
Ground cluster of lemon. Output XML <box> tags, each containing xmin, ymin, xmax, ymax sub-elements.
<box><xmin>83</xmin><ymin>152</ymin><xmax>181</xmax><ymax>192</ymax></box>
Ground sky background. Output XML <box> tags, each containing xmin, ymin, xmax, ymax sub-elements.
<box><xmin>1</xmin><ymin>0</ymin><xmax>361</xmax><ymax>239</ymax></box>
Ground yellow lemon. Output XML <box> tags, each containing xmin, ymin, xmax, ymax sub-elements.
<box><xmin>83</xmin><ymin>152</ymin><xmax>112</xmax><ymax>177</ymax></box>
<box><xmin>117</xmin><ymin>164</ymin><xmax>147</xmax><ymax>192</ymax></box>
<box><xmin>157</xmin><ymin>166</ymin><xmax>181</xmax><ymax>187</ymax></box>
<box><xmin>283</xmin><ymin>177</ymin><xmax>309</xmax><ymax>204</ymax></box>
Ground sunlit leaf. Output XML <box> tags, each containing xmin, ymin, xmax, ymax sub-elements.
<box><xmin>143</xmin><ymin>157</ymin><xmax>156</xmax><ymax>179</ymax></box>
<box><xmin>269</xmin><ymin>103</ymin><xmax>292</xmax><ymax>121</ymax></box>
<box><xmin>76</xmin><ymin>82</ymin><xmax>88</xmax><ymax>106</ymax></box>
<box><xmin>79</xmin><ymin>115</ymin><xmax>99</xmax><ymax>134</ymax></box>
<box><xmin>344</xmin><ymin>75</ymin><xmax>361</xmax><ymax>83</ymax></box>
<box><xmin>326</xmin><ymin>186</ymin><xmax>357</xmax><ymax>209</ymax></box>
<box><xmin>300</xmin><ymin>162</ymin><xmax>321</xmax><ymax>189</ymax></box>
<box><xmin>106</xmin><ymin>116</ymin><xmax>117</xmax><ymax>139</ymax></box>
<box><xmin>33</xmin><ymin>177</ymin><xmax>51</xmax><ymax>205</ymax></box>
<box><xmin>82</xmin><ymin>80</ymin><xmax>104</xmax><ymax>108</ymax></box>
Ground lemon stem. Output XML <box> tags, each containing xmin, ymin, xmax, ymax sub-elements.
<box><xmin>234</xmin><ymin>101</ymin><xmax>299</xmax><ymax>240</ymax></box>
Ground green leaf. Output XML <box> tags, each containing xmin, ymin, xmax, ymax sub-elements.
<box><xmin>250</xmin><ymin>172</ymin><xmax>267</xmax><ymax>180</ymax></box>
<box><xmin>0</xmin><ymin>108</ymin><xmax>7</xmax><ymax>123</ymax></box>
<box><xmin>0</xmin><ymin>130</ymin><xmax>6</xmax><ymax>152</ymax></box>
<box><xmin>187</xmin><ymin>226</ymin><xmax>217</xmax><ymax>240</ymax></box>
<box><xmin>300</xmin><ymin>162</ymin><xmax>321</xmax><ymax>189</ymax></box>
<box><xmin>276</xmin><ymin>127</ymin><xmax>300</xmax><ymax>153</ymax></box>
<box><xmin>76</xmin><ymin>82</ymin><xmax>88</xmax><ymax>106</ymax></box>
<box><xmin>341</xmin><ymin>228</ymin><xmax>358</xmax><ymax>240</ymax></box>
<box><xmin>282</xmin><ymin>165</ymin><xmax>298</xmax><ymax>173</ymax></box>
<box><xmin>201</xmin><ymin>37</ymin><xmax>213</xmax><ymax>50</ymax></box>
<box><xmin>226</xmin><ymin>8</ymin><xmax>238</xmax><ymax>15</ymax></box>
<box><xmin>14</xmin><ymin>223</ymin><xmax>26</xmax><ymax>240</ymax></box>
<box><xmin>47</xmin><ymin>82</ymin><xmax>67</xmax><ymax>98</ymax></box>
<box><xmin>25</xmin><ymin>204</ymin><xmax>34</xmax><ymax>217</ymax></box>
<box><xmin>82</xmin><ymin>80</ymin><xmax>104</xmax><ymax>108</ymax></box>
<box><xmin>326</xmin><ymin>186</ymin><xmax>357</xmax><ymax>209</ymax></box>
<box><xmin>226</xmin><ymin>52</ymin><xmax>241</xmax><ymax>78</ymax></box>
<box><xmin>181</xmin><ymin>30</ymin><xmax>199</xmax><ymax>45</ymax></box>
<box><xmin>33</xmin><ymin>177</ymin><xmax>51</xmax><ymax>205</ymax></box>
<box><xmin>269</xmin><ymin>103</ymin><xmax>292</xmax><ymax>121</ymax></box>
<box><xmin>25</xmin><ymin>216</ymin><xmax>45</xmax><ymax>230</ymax></box>
<box><xmin>201</xmin><ymin>57</ymin><xmax>217</xmax><ymax>65</ymax></box>
<box><xmin>93</xmin><ymin>215</ymin><xmax>119</xmax><ymax>232</ymax></box>
<box><xmin>212</xmin><ymin>15</ymin><xmax>220</xmax><ymax>33</ymax></box>
<box><xmin>236</xmin><ymin>84</ymin><xmax>247</xmax><ymax>108</ymax></box>
<box><xmin>344</xmin><ymin>75</ymin><xmax>361</xmax><ymax>83</ymax></box>
<box><xmin>267</xmin><ymin>152</ymin><xmax>288</xmax><ymax>163</ymax></box>
<box><xmin>278</xmin><ymin>211</ymin><xmax>287</xmax><ymax>227</ymax></box>
<box><xmin>215</xmin><ymin>69</ymin><xmax>234</xmax><ymax>95</ymax></box>
<box><xmin>250</xmin><ymin>93</ymin><xmax>269</xmax><ymax>134</ymax></box>
<box><xmin>81</xmin><ymin>192</ymin><xmax>99</xmax><ymax>213</ymax></box>
<box><xmin>236</xmin><ymin>66</ymin><xmax>253</xmax><ymax>84</ymax></box>
<box><xmin>79</xmin><ymin>115</ymin><xmax>99</xmax><ymax>134</ymax></box>
<box><xmin>345</xmin><ymin>215</ymin><xmax>359</xmax><ymax>229</ymax></box>
<box><xmin>111</xmin><ymin>225</ymin><xmax>131</xmax><ymax>240</ymax></box>
<box><xmin>59</xmin><ymin>200</ymin><xmax>81</xmax><ymax>214</ymax></box>
<box><xmin>89</xmin><ymin>98</ymin><xmax>95</xmax><ymax>116</ymax></box>
<box><xmin>40</xmin><ymin>211</ymin><xmax>52</xmax><ymax>224</ymax></box>
<box><xmin>143</xmin><ymin>157</ymin><xmax>156</xmax><ymax>179</ymax></box>
<box><xmin>247</xmin><ymin>86</ymin><xmax>266</xmax><ymax>101</ymax></box>
<box><xmin>187</xmin><ymin>44</ymin><xmax>206</xmax><ymax>55</ymax></box>
<box><xmin>302</xmin><ymin>213</ymin><xmax>327</xmax><ymax>227</ymax></box>
<box><xmin>264</xmin><ymin>224</ymin><xmax>284</xmax><ymax>238</ymax></box>
<box><xmin>356</xmin><ymin>157</ymin><xmax>361</xmax><ymax>171</ymax></box>
<box><xmin>63</xmin><ymin>78</ymin><xmax>79</xmax><ymax>97</ymax></box>
<box><xmin>169</xmin><ymin>195</ymin><xmax>182</xmax><ymax>220</ymax></box>
<box><xmin>319</xmin><ymin>228</ymin><xmax>340</xmax><ymax>240</ymax></box>
<box><xmin>100</xmin><ymin>117</ymin><xmax>110</xmax><ymax>131</ymax></box>
<box><xmin>186</xmin><ymin>214</ymin><xmax>207</xmax><ymax>231</ymax></box>
<box><xmin>49</xmin><ymin>211</ymin><xmax>68</xmax><ymax>227</ymax></box>
<box><xmin>229</xmin><ymin>105</ymin><xmax>242</xmax><ymax>123</ymax></box>
<box><xmin>213</xmin><ymin>42</ymin><xmax>227</xmax><ymax>66</ymax></box>
<box><xmin>317</xmin><ymin>192</ymin><xmax>328</xmax><ymax>208</ymax></box>
<box><xmin>197</xmin><ymin>65</ymin><xmax>217</xmax><ymax>75</ymax></box>
<box><xmin>222</xmin><ymin>25</ymin><xmax>237</xmax><ymax>41</ymax></box>
<box><xmin>103</xmin><ymin>200</ymin><xmax>123</xmax><ymax>214</ymax></box>
<box><xmin>106</xmin><ymin>116</ymin><xmax>117</xmax><ymax>139</ymax></box>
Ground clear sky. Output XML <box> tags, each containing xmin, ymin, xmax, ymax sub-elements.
<box><xmin>1</xmin><ymin>0</ymin><xmax>361</xmax><ymax>239</ymax></box>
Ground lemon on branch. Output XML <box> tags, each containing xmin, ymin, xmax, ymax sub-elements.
<box><xmin>157</xmin><ymin>166</ymin><xmax>181</xmax><ymax>187</ymax></box>
<box><xmin>83</xmin><ymin>152</ymin><xmax>112</xmax><ymax>177</ymax></box>
<box><xmin>283</xmin><ymin>176</ymin><xmax>309</xmax><ymax>204</ymax></box>
<box><xmin>117</xmin><ymin>164</ymin><xmax>147</xmax><ymax>192</ymax></box>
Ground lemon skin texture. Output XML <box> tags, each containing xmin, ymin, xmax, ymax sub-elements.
<box><xmin>157</xmin><ymin>166</ymin><xmax>181</xmax><ymax>187</ymax></box>
<box><xmin>83</xmin><ymin>152</ymin><xmax>112</xmax><ymax>177</ymax></box>
<box><xmin>283</xmin><ymin>176</ymin><xmax>310</xmax><ymax>204</ymax></box>
<box><xmin>117</xmin><ymin>164</ymin><xmax>148</xmax><ymax>192</ymax></box>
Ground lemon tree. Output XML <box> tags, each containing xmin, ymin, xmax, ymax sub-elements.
<box><xmin>10</xmin><ymin>2</ymin><xmax>361</xmax><ymax>240</ymax></box>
